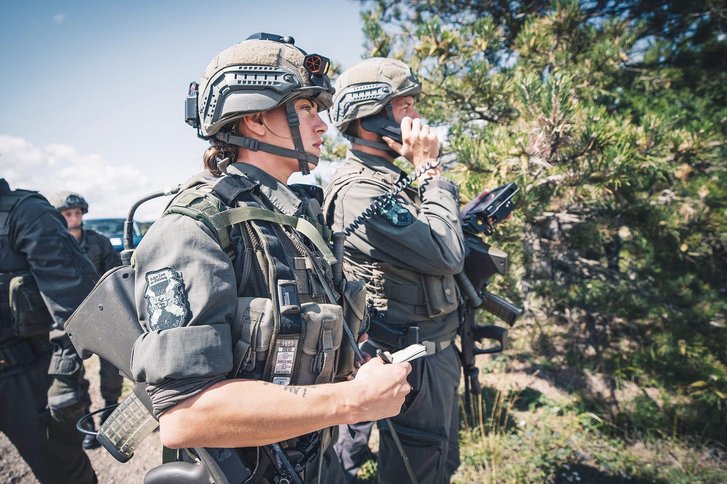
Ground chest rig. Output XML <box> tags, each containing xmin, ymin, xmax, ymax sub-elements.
<box><xmin>165</xmin><ymin>173</ymin><xmax>341</xmax><ymax>387</ymax></box>
<box><xmin>323</xmin><ymin>162</ymin><xmax>460</xmax><ymax>346</ymax></box>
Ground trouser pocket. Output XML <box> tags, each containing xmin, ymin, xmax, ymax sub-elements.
<box><xmin>377</xmin><ymin>421</ymin><xmax>447</xmax><ymax>484</ymax></box>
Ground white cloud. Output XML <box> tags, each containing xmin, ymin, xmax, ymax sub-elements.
<box><xmin>53</xmin><ymin>14</ymin><xmax>66</xmax><ymax>25</ymax></box>
<box><xmin>0</xmin><ymin>134</ymin><xmax>168</xmax><ymax>221</ymax></box>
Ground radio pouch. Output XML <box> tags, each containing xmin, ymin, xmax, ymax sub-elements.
<box><xmin>9</xmin><ymin>273</ymin><xmax>53</xmax><ymax>337</ymax></box>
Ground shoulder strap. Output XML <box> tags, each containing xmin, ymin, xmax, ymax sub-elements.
<box><xmin>163</xmin><ymin>186</ymin><xmax>236</xmax><ymax>259</ymax></box>
<box><xmin>209</xmin><ymin>207</ymin><xmax>336</xmax><ymax>266</ymax></box>
<box><xmin>322</xmin><ymin>164</ymin><xmax>387</xmax><ymax>227</ymax></box>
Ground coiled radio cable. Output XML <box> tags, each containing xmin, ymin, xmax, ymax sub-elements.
<box><xmin>343</xmin><ymin>158</ymin><xmax>440</xmax><ymax>236</ymax></box>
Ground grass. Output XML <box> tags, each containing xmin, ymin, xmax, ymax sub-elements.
<box><xmin>355</xmin><ymin>317</ymin><xmax>727</xmax><ymax>483</ymax></box>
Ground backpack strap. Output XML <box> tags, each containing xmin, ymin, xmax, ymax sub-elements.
<box><xmin>163</xmin><ymin>186</ymin><xmax>237</xmax><ymax>260</ymax></box>
<box><xmin>209</xmin><ymin>207</ymin><xmax>336</xmax><ymax>266</ymax></box>
<box><xmin>0</xmin><ymin>190</ymin><xmax>45</xmax><ymax>238</ymax></box>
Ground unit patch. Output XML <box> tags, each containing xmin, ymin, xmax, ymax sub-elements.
<box><xmin>378</xmin><ymin>197</ymin><xmax>413</xmax><ymax>227</ymax></box>
<box><xmin>144</xmin><ymin>268</ymin><xmax>190</xmax><ymax>331</ymax></box>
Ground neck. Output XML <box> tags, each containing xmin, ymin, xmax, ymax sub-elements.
<box><xmin>69</xmin><ymin>228</ymin><xmax>82</xmax><ymax>241</ymax></box>
<box><xmin>236</xmin><ymin>150</ymin><xmax>296</xmax><ymax>183</ymax></box>
<box><xmin>350</xmin><ymin>142</ymin><xmax>394</xmax><ymax>163</ymax></box>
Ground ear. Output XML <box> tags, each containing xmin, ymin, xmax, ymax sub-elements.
<box><xmin>239</xmin><ymin>113</ymin><xmax>266</xmax><ymax>137</ymax></box>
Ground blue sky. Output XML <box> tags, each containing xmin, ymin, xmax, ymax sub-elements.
<box><xmin>0</xmin><ymin>0</ymin><xmax>366</xmax><ymax>219</ymax></box>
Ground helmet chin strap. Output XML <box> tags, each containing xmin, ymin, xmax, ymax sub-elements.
<box><xmin>214</xmin><ymin>100</ymin><xmax>318</xmax><ymax>175</ymax></box>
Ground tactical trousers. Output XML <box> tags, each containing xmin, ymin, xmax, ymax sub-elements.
<box><xmin>335</xmin><ymin>345</ymin><xmax>461</xmax><ymax>483</ymax></box>
<box><xmin>0</xmin><ymin>341</ymin><xmax>97</xmax><ymax>484</ymax></box>
<box><xmin>99</xmin><ymin>357</ymin><xmax>123</xmax><ymax>403</ymax></box>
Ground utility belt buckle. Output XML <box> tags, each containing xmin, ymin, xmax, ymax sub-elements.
<box><xmin>421</xmin><ymin>339</ymin><xmax>452</xmax><ymax>355</ymax></box>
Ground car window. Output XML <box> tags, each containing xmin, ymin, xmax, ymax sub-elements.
<box><xmin>85</xmin><ymin>219</ymin><xmax>140</xmax><ymax>237</ymax></box>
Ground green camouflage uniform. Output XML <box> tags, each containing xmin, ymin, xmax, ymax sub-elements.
<box><xmin>324</xmin><ymin>150</ymin><xmax>465</xmax><ymax>483</ymax></box>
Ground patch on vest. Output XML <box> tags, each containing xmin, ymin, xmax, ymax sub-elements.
<box><xmin>144</xmin><ymin>268</ymin><xmax>190</xmax><ymax>331</ymax></box>
<box><xmin>377</xmin><ymin>197</ymin><xmax>413</xmax><ymax>227</ymax></box>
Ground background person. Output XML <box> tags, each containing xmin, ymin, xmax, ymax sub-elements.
<box><xmin>51</xmin><ymin>191</ymin><xmax>123</xmax><ymax>449</ymax></box>
<box><xmin>0</xmin><ymin>178</ymin><xmax>97</xmax><ymax>483</ymax></box>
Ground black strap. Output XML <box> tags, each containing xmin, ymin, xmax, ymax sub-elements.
<box><xmin>212</xmin><ymin>174</ymin><xmax>259</xmax><ymax>206</ymax></box>
<box><xmin>210</xmin><ymin>175</ymin><xmax>305</xmax><ymax>367</ymax></box>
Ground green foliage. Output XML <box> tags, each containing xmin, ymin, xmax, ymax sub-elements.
<box><xmin>360</xmin><ymin>0</ymin><xmax>727</xmax><ymax>452</ymax></box>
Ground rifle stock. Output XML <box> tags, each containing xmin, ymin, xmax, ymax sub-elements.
<box><xmin>457</xmin><ymin>235</ymin><xmax>523</xmax><ymax>421</ymax></box>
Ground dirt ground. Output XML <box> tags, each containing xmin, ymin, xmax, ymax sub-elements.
<box><xmin>0</xmin><ymin>355</ymin><xmax>161</xmax><ymax>484</ymax></box>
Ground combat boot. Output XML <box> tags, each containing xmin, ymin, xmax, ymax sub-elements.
<box><xmin>82</xmin><ymin>418</ymin><xmax>100</xmax><ymax>449</ymax></box>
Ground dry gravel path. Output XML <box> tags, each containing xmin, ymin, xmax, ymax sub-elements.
<box><xmin>1</xmin><ymin>355</ymin><xmax>161</xmax><ymax>483</ymax></box>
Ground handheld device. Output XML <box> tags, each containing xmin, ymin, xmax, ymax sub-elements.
<box><xmin>377</xmin><ymin>344</ymin><xmax>428</xmax><ymax>364</ymax></box>
<box><xmin>461</xmin><ymin>182</ymin><xmax>519</xmax><ymax>235</ymax></box>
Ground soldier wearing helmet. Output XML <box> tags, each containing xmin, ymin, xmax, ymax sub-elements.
<box><xmin>51</xmin><ymin>191</ymin><xmax>122</xmax><ymax>449</ymax></box>
<box><xmin>128</xmin><ymin>34</ymin><xmax>412</xmax><ymax>483</ymax></box>
<box><xmin>324</xmin><ymin>58</ymin><xmax>466</xmax><ymax>483</ymax></box>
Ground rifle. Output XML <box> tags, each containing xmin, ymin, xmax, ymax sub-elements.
<box><xmin>455</xmin><ymin>183</ymin><xmax>523</xmax><ymax>424</ymax></box>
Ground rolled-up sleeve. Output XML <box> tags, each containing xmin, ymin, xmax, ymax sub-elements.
<box><xmin>130</xmin><ymin>213</ymin><xmax>238</xmax><ymax>416</ymax></box>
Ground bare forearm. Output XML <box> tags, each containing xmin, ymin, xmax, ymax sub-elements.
<box><xmin>159</xmin><ymin>379</ymin><xmax>358</xmax><ymax>448</ymax></box>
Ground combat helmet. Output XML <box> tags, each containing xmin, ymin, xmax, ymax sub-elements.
<box><xmin>186</xmin><ymin>32</ymin><xmax>334</xmax><ymax>175</ymax></box>
<box><xmin>330</xmin><ymin>57</ymin><xmax>421</xmax><ymax>150</ymax></box>
<box><xmin>51</xmin><ymin>191</ymin><xmax>88</xmax><ymax>214</ymax></box>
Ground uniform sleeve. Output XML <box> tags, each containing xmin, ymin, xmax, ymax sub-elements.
<box><xmin>10</xmin><ymin>198</ymin><xmax>97</xmax><ymax>327</ymax></box>
<box><xmin>336</xmin><ymin>176</ymin><xmax>465</xmax><ymax>276</ymax></box>
<box><xmin>99</xmin><ymin>234</ymin><xmax>121</xmax><ymax>272</ymax></box>
<box><xmin>130</xmin><ymin>213</ymin><xmax>237</xmax><ymax>417</ymax></box>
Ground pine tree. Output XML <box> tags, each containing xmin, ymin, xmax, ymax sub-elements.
<box><xmin>357</xmin><ymin>0</ymin><xmax>727</xmax><ymax>441</ymax></box>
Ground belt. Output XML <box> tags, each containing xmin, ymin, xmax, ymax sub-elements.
<box><xmin>421</xmin><ymin>339</ymin><xmax>452</xmax><ymax>354</ymax></box>
<box><xmin>0</xmin><ymin>337</ymin><xmax>49</xmax><ymax>375</ymax></box>
<box><xmin>366</xmin><ymin>320</ymin><xmax>453</xmax><ymax>355</ymax></box>
<box><xmin>368</xmin><ymin>339</ymin><xmax>451</xmax><ymax>354</ymax></box>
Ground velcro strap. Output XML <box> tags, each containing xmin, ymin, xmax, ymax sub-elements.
<box><xmin>209</xmin><ymin>207</ymin><xmax>336</xmax><ymax>265</ymax></box>
<box><xmin>315</xmin><ymin>328</ymin><xmax>335</xmax><ymax>384</ymax></box>
<box><xmin>130</xmin><ymin>324</ymin><xmax>232</xmax><ymax>385</ymax></box>
<box><xmin>212</xmin><ymin>175</ymin><xmax>259</xmax><ymax>207</ymax></box>
<box><xmin>383</xmin><ymin>284</ymin><xmax>427</xmax><ymax>305</ymax></box>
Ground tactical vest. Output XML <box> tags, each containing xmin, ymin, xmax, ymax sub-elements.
<box><xmin>323</xmin><ymin>162</ymin><xmax>460</xmax><ymax>346</ymax></box>
<box><xmin>160</xmin><ymin>174</ymin><xmax>364</xmax><ymax>480</ymax></box>
<box><xmin>81</xmin><ymin>230</ymin><xmax>113</xmax><ymax>274</ymax></box>
<box><xmin>0</xmin><ymin>188</ymin><xmax>54</xmax><ymax>340</ymax></box>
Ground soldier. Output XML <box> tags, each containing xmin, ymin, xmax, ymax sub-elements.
<box><xmin>324</xmin><ymin>58</ymin><xmax>466</xmax><ymax>483</ymax></box>
<box><xmin>128</xmin><ymin>34</ymin><xmax>412</xmax><ymax>483</ymax></box>
<box><xmin>51</xmin><ymin>191</ymin><xmax>123</xmax><ymax>449</ymax></box>
<box><xmin>0</xmin><ymin>178</ymin><xmax>97</xmax><ymax>483</ymax></box>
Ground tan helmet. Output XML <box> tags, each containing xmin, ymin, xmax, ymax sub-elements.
<box><xmin>51</xmin><ymin>191</ymin><xmax>88</xmax><ymax>214</ymax></box>
<box><xmin>330</xmin><ymin>57</ymin><xmax>421</xmax><ymax>134</ymax></box>
<box><xmin>188</xmin><ymin>33</ymin><xmax>334</xmax><ymax>175</ymax></box>
<box><xmin>196</xmin><ymin>34</ymin><xmax>333</xmax><ymax>138</ymax></box>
